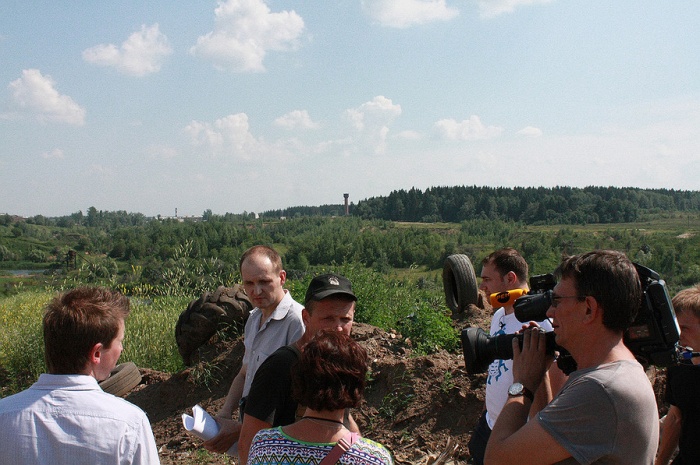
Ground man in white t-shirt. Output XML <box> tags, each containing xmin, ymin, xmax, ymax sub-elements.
<box><xmin>468</xmin><ymin>248</ymin><xmax>563</xmax><ymax>465</ymax></box>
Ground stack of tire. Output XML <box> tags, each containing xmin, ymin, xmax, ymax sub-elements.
<box><xmin>442</xmin><ymin>254</ymin><xmax>479</xmax><ymax>316</ymax></box>
<box><xmin>174</xmin><ymin>284</ymin><xmax>253</xmax><ymax>365</ymax></box>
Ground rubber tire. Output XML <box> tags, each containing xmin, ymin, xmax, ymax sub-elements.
<box><xmin>99</xmin><ymin>362</ymin><xmax>142</xmax><ymax>397</ymax></box>
<box><xmin>443</xmin><ymin>254</ymin><xmax>479</xmax><ymax>313</ymax></box>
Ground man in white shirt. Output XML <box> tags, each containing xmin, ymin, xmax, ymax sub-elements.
<box><xmin>0</xmin><ymin>286</ymin><xmax>160</xmax><ymax>465</ymax></box>
<box><xmin>468</xmin><ymin>248</ymin><xmax>562</xmax><ymax>465</ymax></box>
<box><xmin>204</xmin><ymin>245</ymin><xmax>305</xmax><ymax>454</ymax></box>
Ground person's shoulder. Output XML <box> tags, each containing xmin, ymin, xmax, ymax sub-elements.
<box><xmin>259</xmin><ymin>344</ymin><xmax>300</xmax><ymax>369</ymax></box>
<box><xmin>355</xmin><ymin>437</ymin><xmax>393</xmax><ymax>462</ymax></box>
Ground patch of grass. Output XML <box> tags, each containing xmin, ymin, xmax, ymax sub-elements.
<box><xmin>0</xmin><ymin>291</ymin><xmax>189</xmax><ymax>397</ymax></box>
<box><xmin>0</xmin><ymin>291</ymin><xmax>52</xmax><ymax>394</ymax></box>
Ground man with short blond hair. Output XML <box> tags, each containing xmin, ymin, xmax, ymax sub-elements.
<box><xmin>204</xmin><ymin>245</ymin><xmax>304</xmax><ymax>454</ymax></box>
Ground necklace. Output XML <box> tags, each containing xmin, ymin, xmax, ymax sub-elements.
<box><xmin>301</xmin><ymin>415</ymin><xmax>345</xmax><ymax>427</ymax></box>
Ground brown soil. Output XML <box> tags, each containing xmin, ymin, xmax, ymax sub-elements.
<box><xmin>124</xmin><ymin>305</ymin><xmax>669</xmax><ymax>464</ymax></box>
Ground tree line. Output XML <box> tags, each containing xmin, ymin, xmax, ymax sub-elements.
<box><xmin>2</xmin><ymin>185</ymin><xmax>700</xmax><ymax>295</ymax></box>
<box><xmin>349</xmin><ymin>186</ymin><xmax>700</xmax><ymax>224</ymax></box>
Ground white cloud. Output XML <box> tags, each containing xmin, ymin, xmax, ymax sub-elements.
<box><xmin>346</xmin><ymin>96</ymin><xmax>402</xmax><ymax>154</ymax></box>
<box><xmin>41</xmin><ymin>148</ymin><xmax>65</xmax><ymax>159</ymax></box>
<box><xmin>476</xmin><ymin>0</ymin><xmax>554</xmax><ymax>19</ymax></box>
<box><xmin>82</xmin><ymin>24</ymin><xmax>172</xmax><ymax>77</ymax></box>
<box><xmin>433</xmin><ymin>115</ymin><xmax>503</xmax><ymax>140</ymax></box>
<box><xmin>396</xmin><ymin>130</ymin><xmax>423</xmax><ymax>140</ymax></box>
<box><xmin>274</xmin><ymin>110</ymin><xmax>319</xmax><ymax>129</ymax></box>
<box><xmin>362</xmin><ymin>0</ymin><xmax>459</xmax><ymax>28</ymax></box>
<box><xmin>517</xmin><ymin>126</ymin><xmax>543</xmax><ymax>137</ymax></box>
<box><xmin>8</xmin><ymin>69</ymin><xmax>86</xmax><ymax>125</ymax></box>
<box><xmin>190</xmin><ymin>0</ymin><xmax>305</xmax><ymax>72</ymax></box>
<box><xmin>184</xmin><ymin>113</ymin><xmax>264</xmax><ymax>160</ymax></box>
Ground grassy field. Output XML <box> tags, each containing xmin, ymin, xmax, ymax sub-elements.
<box><xmin>0</xmin><ymin>292</ymin><xmax>190</xmax><ymax>397</ymax></box>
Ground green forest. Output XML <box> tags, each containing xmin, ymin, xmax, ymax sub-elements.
<box><xmin>2</xmin><ymin>185</ymin><xmax>700</xmax><ymax>296</ymax></box>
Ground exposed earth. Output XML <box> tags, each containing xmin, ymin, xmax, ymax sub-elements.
<box><xmin>124</xmin><ymin>302</ymin><xmax>670</xmax><ymax>465</ymax></box>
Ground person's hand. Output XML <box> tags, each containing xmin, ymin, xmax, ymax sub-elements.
<box><xmin>511</xmin><ymin>325</ymin><xmax>549</xmax><ymax>394</ymax></box>
<box><xmin>202</xmin><ymin>417</ymin><xmax>241</xmax><ymax>453</ymax></box>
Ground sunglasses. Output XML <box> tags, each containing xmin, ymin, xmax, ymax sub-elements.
<box><xmin>550</xmin><ymin>294</ymin><xmax>584</xmax><ymax>308</ymax></box>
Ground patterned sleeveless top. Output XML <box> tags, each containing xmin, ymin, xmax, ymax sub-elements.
<box><xmin>247</xmin><ymin>427</ymin><xmax>393</xmax><ymax>465</ymax></box>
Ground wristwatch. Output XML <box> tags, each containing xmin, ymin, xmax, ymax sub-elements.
<box><xmin>508</xmin><ymin>382</ymin><xmax>534</xmax><ymax>401</ymax></box>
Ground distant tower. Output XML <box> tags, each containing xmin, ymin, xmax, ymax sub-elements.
<box><xmin>343</xmin><ymin>193</ymin><xmax>349</xmax><ymax>216</ymax></box>
<box><xmin>175</xmin><ymin>208</ymin><xmax>178</xmax><ymax>218</ymax></box>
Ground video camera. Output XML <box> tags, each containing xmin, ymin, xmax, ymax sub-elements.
<box><xmin>461</xmin><ymin>263</ymin><xmax>681</xmax><ymax>375</ymax></box>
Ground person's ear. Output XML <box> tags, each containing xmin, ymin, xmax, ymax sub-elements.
<box><xmin>279</xmin><ymin>269</ymin><xmax>287</xmax><ymax>286</ymax></box>
<box><xmin>506</xmin><ymin>271</ymin><xmax>518</xmax><ymax>287</ymax></box>
<box><xmin>582</xmin><ymin>296</ymin><xmax>601</xmax><ymax>323</ymax></box>
<box><xmin>89</xmin><ymin>342</ymin><xmax>103</xmax><ymax>364</ymax></box>
<box><xmin>302</xmin><ymin>308</ymin><xmax>310</xmax><ymax>326</ymax></box>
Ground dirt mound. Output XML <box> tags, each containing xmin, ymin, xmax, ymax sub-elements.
<box><xmin>125</xmin><ymin>306</ymin><xmax>668</xmax><ymax>464</ymax></box>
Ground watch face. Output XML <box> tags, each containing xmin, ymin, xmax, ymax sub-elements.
<box><xmin>509</xmin><ymin>382</ymin><xmax>524</xmax><ymax>396</ymax></box>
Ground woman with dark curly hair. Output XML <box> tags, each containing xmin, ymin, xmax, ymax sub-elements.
<box><xmin>246</xmin><ymin>330</ymin><xmax>393</xmax><ymax>465</ymax></box>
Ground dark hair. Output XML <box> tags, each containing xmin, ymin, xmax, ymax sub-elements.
<box><xmin>482</xmin><ymin>247</ymin><xmax>529</xmax><ymax>284</ymax></box>
<box><xmin>43</xmin><ymin>287</ymin><xmax>130</xmax><ymax>374</ymax></box>
<box><xmin>672</xmin><ymin>284</ymin><xmax>700</xmax><ymax>319</ymax></box>
<box><xmin>239</xmin><ymin>245</ymin><xmax>282</xmax><ymax>273</ymax></box>
<box><xmin>556</xmin><ymin>250</ymin><xmax>641</xmax><ymax>332</ymax></box>
<box><xmin>291</xmin><ymin>331</ymin><xmax>367</xmax><ymax>411</ymax></box>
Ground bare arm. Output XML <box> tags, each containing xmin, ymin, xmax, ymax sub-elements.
<box><xmin>238</xmin><ymin>414</ymin><xmax>272</xmax><ymax>465</ymax></box>
<box><xmin>655</xmin><ymin>406</ymin><xmax>682</xmax><ymax>465</ymax></box>
<box><xmin>218</xmin><ymin>365</ymin><xmax>247</xmax><ymax>419</ymax></box>
<box><xmin>202</xmin><ymin>365</ymin><xmax>246</xmax><ymax>453</ymax></box>
<box><xmin>485</xmin><ymin>328</ymin><xmax>571</xmax><ymax>465</ymax></box>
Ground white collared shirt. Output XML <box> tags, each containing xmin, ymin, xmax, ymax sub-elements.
<box><xmin>0</xmin><ymin>373</ymin><xmax>160</xmax><ymax>465</ymax></box>
<box><xmin>242</xmin><ymin>290</ymin><xmax>305</xmax><ymax>396</ymax></box>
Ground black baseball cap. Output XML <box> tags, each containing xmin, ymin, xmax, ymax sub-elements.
<box><xmin>304</xmin><ymin>273</ymin><xmax>357</xmax><ymax>304</ymax></box>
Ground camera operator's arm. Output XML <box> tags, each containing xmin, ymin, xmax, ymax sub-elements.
<box><xmin>531</xmin><ymin>361</ymin><xmax>567</xmax><ymax>416</ymax></box>
<box><xmin>485</xmin><ymin>328</ymin><xmax>571</xmax><ymax>465</ymax></box>
<box><xmin>655</xmin><ymin>405</ymin><xmax>682</xmax><ymax>465</ymax></box>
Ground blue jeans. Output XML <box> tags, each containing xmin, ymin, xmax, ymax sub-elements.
<box><xmin>467</xmin><ymin>411</ymin><xmax>491</xmax><ymax>465</ymax></box>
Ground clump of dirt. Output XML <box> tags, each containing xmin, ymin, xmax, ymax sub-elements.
<box><xmin>125</xmin><ymin>303</ymin><xmax>668</xmax><ymax>465</ymax></box>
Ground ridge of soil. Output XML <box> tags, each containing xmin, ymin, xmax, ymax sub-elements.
<box><xmin>125</xmin><ymin>307</ymin><xmax>669</xmax><ymax>464</ymax></box>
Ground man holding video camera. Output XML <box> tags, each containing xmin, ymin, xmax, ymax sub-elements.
<box><xmin>468</xmin><ymin>248</ymin><xmax>561</xmax><ymax>465</ymax></box>
<box><xmin>484</xmin><ymin>250</ymin><xmax>659</xmax><ymax>464</ymax></box>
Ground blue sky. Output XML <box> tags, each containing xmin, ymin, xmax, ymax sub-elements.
<box><xmin>1</xmin><ymin>0</ymin><xmax>699</xmax><ymax>217</ymax></box>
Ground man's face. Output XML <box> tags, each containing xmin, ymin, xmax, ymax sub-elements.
<box><xmin>678</xmin><ymin>311</ymin><xmax>700</xmax><ymax>351</ymax></box>
<box><xmin>303</xmin><ymin>298</ymin><xmax>355</xmax><ymax>337</ymax></box>
<box><xmin>546</xmin><ymin>277</ymin><xmax>585</xmax><ymax>349</ymax></box>
<box><xmin>479</xmin><ymin>262</ymin><xmax>509</xmax><ymax>296</ymax></box>
<box><xmin>241</xmin><ymin>254</ymin><xmax>286</xmax><ymax>312</ymax></box>
<box><xmin>95</xmin><ymin>319</ymin><xmax>125</xmax><ymax>381</ymax></box>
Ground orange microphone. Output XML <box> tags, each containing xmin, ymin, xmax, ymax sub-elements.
<box><xmin>489</xmin><ymin>289</ymin><xmax>527</xmax><ymax>308</ymax></box>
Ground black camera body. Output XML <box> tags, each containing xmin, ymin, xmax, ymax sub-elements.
<box><xmin>461</xmin><ymin>263</ymin><xmax>681</xmax><ymax>375</ymax></box>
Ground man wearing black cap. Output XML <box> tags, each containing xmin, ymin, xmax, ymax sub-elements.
<box><xmin>236</xmin><ymin>273</ymin><xmax>359</xmax><ymax>464</ymax></box>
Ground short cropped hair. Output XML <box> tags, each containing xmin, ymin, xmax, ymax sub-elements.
<box><xmin>482</xmin><ymin>247</ymin><xmax>529</xmax><ymax>284</ymax></box>
<box><xmin>672</xmin><ymin>284</ymin><xmax>700</xmax><ymax>319</ymax></box>
<box><xmin>239</xmin><ymin>245</ymin><xmax>282</xmax><ymax>273</ymax></box>
<box><xmin>291</xmin><ymin>331</ymin><xmax>367</xmax><ymax>411</ymax></box>
<box><xmin>43</xmin><ymin>287</ymin><xmax>130</xmax><ymax>374</ymax></box>
<box><xmin>556</xmin><ymin>250</ymin><xmax>641</xmax><ymax>332</ymax></box>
